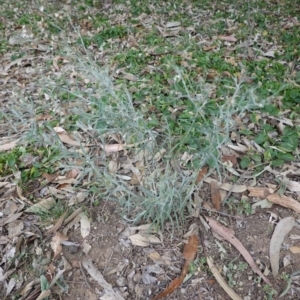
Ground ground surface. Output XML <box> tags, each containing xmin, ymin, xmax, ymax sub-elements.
<box><xmin>1</xmin><ymin>0</ymin><xmax>300</xmax><ymax>299</ymax></box>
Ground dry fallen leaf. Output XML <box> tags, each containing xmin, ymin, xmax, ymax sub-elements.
<box><xmin>165</xmin><ymin>21</ymin><xmax>181</xmax><ymax>28</ymax></box>
<box><xmin>102</xmin><ymin>144</ymin><xmax>124</xmax><ymax>152</ymax></box>
<box><xmin>57</xmin><ymin>132</ymin><xmax>81</xmax><ymax>146</ymax></box>
<box><xmin>25</xmin><ymin>198</ymin><xmax>56</xmax><ymax>213</ymax></box>
<box><xmin>206</xmin><ymin>217</ymin><xmax>271</xmax><ymax>285</ymax></box>
<box><xmin>36</xmin><ymin>290</ymin><xmax>51</xmax><ymax>300</ymax></box>
<box><xmin>267</xmin><ymin>193</ymin><xmax>300</xmax><ymax>214</ymax></box>
<box><xmin>80</xmin><ymin>213</ymin><xmax>91</xmax><ymax>239</ymax></box>
<box><xmin>221</xmin><ymin>155</ymin><xmax>237</xmax><ymax>166</ymax></box>
<box><xmin>129</xmin><ymin>234</ymin><xmax>150</xmax><ymax>247</ymax></box>
<box><xmin>204</xmin><ymin>177</ymin><xmax>247</xmax><ymax>193</ymax></box>
<box><xmin>270</xmin><ymin>217</ymin><xmax>295</xmax><ymax>277</ymax></box>
<box><xmin>82</xmin><ymin>258</ymin><xmax>125</xmax><ymax>300</ymax></box>
<box><xmin>210</xmin><ymin>181</ymin><xmax>221</xmax><ymax>210</ymax></box>
<box><xmin>218</xmin><ymin>35</ymin><xmax>237</xmax><ymax>42</ymax></box>
<box><xmin>3</xmin><ymin>212</ymin><xmax>23</xmax><ymax>225</ymax></box>
<box><xmin>151</xmin><ymin>235</ymin><xmax>198</xmax><ymax>299</ymax></box>
<box><xmin>7</xmin><ymin>220</ymin><xmax>24</xmax><ymax>238</ymax></box>
<box><xmin>248</xmin><ymin>187</ymin><xmax>274</xmax><ymax>199</ymax></box>
<box><xmin>202</xmin><ymin>45</ymin><xmax>217</xmax><ymax>51</ymax></box>
<box><xmin>50</xmin><ymin>232</ymin><xmax>68</xmax><ymax>260</ymax></box>
<box><xmin>68</xmin><ymin>191</ymin><xmax>88</xmax><ymax>206</ymax></box>
<box><xmin>227</xmin><ymin>143</ymin><xmax>248</xmax><ymax>153</ymax></box>
<box><xmin>122</xmin><ymin>72</ymin><xmax>138</xmax><ymax>81</ymax></box>
<box><xmin>206</xmin><ymin>257</ymin><xmax>242</xmax><ymax>300</ymax></box>
<box><xmin>195</xmin><ymin>166</ymin><xmax>208</xmax><ymax>185</ymax></box>
<box><xmin>252</xmin><ymin>199</ymin><xmax>273</xmax><ymax>213</ymax></box>
<box><xmin>0</xmin><ymin>140</ymin><xmax>19</xmax><ymax>152</ymax></box>
<box><xmin>82</xmin><ymin>240</ymin><xmax>92</xmax><ymax>255</ymax></box>
<box><xmin>47</xmin><ymin>212</ymin><xmax>67</xmax><ymax>234</ymax></box>
<box><xmin>144</xmin><ymin>249</ymin><xmax>161</xmax><ymax>261</ymax></box>
<box><xmin>289</xmin><ymin>246</ymin><xmax>300</xmax><ymax>254</ymax></box>
<box><xmin>207</xmin><ymin>256</ymin><xmax>242</xmax><ymax>300</ymax></box>
<box><xmin>148</xmin><ymin>235</ymin><xmax>162</xmax><ymax>244</ymax></box>
<box><xmin>286</xmin><ymin>179</ymin><xmax>300</xmax><ymax>192</ymax></box>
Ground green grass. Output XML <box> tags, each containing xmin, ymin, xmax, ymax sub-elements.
<box><xmin>1</xmin><ymin>0</ymin><xmax>299</xmax><ymax>226</ymax></box>
<box><xmin>2</xmin><ymin>1</ymin><xmax>300</xmax><ymax>299</ymax></box>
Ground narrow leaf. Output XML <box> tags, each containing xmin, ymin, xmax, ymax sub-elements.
<box><xmin>267</xmin><ymin>193</ymin><xmax>300</xmax><ymax>214</ymax></box>
<box><xmin>151</xmin><ymin>235</ymin><xmax>198</xmax><ymax>299</ymax></box>
<box><xmin>206</xmin><ymin>217</ymin><xmax>271</xmax><ymax>285</ymax></box>
<box><xmin>210</xmin><ymin>181</ymin><xmax>222</xmax><ymax>210</ymax></box>
<box><xmin>270</xmin><ymin>217</ymin><xmax>295</xmax><ymax>277</ymax></box>
<box><xmin>195</xmin><ymin>166</ymin><xmax>208</xmax><ymax>185</ymax></box>
<box><xmin>80</xmin><ymin>213</ymin><xmax>91</xmax><ymax>239</ymax></box>
<box><xmin>207</xmin><ymin>256</ymin><xmax>242</xmax><ymax>300</ymax></box>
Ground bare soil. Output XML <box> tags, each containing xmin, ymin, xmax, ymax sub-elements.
<box><xmin>52</xmin><ymin>199</ymin><xmax>300</xmax><ymax>300</ymax></box>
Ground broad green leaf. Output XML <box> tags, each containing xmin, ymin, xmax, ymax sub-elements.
<box><xmin>40</xmin><ymin>275</ymin><xmax>50</xmax><ymax>290</ymax></box>
<box><xmin>254</xmin><ymin>132</ymin><xmax>267</xmax><ymax>145</ymax></box>
<box><xmin>276</xmin><ymin>152</ymin><xmax>294</xmax><ymax>161</ymax></box>
<box><xmin>271</xmin><ymin>159</ymin><xmax>284</xmax><ymax>167</ymax></box>
<box><xmin>240</xmin><ymin>157</ymin><xmax>250</xmax><ymax>169</ymax></box>
<box><xmin>264</xmin><ymin>148</ymin><xmax>273</xmax><ymax>161</ymax></box>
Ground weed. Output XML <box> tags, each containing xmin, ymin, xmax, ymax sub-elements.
<box><xmin>263</xmin><ymin>285</ymin><xmax>277</xmax><ymax>300</ymax></box>
<box><xmin>224</xmin><ymin>196</ymin><xmax>252</xmax><ymax>216</ymax></box>
<box><xmin>280</xmin><ymin>272</ymin><xmax>290</xmax><ymax>282</ymax></box>
<box><xmin>28</xmin><ymin>201</ymin><xmax>67</xmax><ymax>226</ymax></box>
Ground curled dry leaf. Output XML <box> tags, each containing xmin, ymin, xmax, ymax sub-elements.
<box><xmin>270</xmin><ymin>217</ymin><xmax>295</xmax><ymax>277</ymax></box>
<box><xmin>248</xmin><ymin>187</ymin><xmax>274</xmax><ymax>199</ymax></box>
<box><xmin>267</xmin><ymin>193</ymin><xmax>300</xmax><ymax>214</ymax></box>
<box><xmin>151</xmin><ymin>235</ymin><xmax>198</xmax><ymax>300</ymax></box>
<box><xmin>206</xmin><ymin>217</ymin><xmax>271</xmax><ymax>285</ymax></box>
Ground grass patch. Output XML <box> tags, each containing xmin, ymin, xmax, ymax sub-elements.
<box><xmin>1</xmin><ymin>0</ymin><xmax>298</xmax><ymax>228</ymax></box>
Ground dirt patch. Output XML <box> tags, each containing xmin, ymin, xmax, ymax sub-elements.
<box><xmin>39</xmin><ymin>200</ymin><xmax>299</xmax><ymax>300</ymax></box>
<box><xmin>2</xmin><ymin>183</ymin><xmax>300</xmax><ymax>300</ymax></box>
<box><xmin>61</xmin><ymin>203</ymin><xmax>300</xmax><ymax>300</ymax></box>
